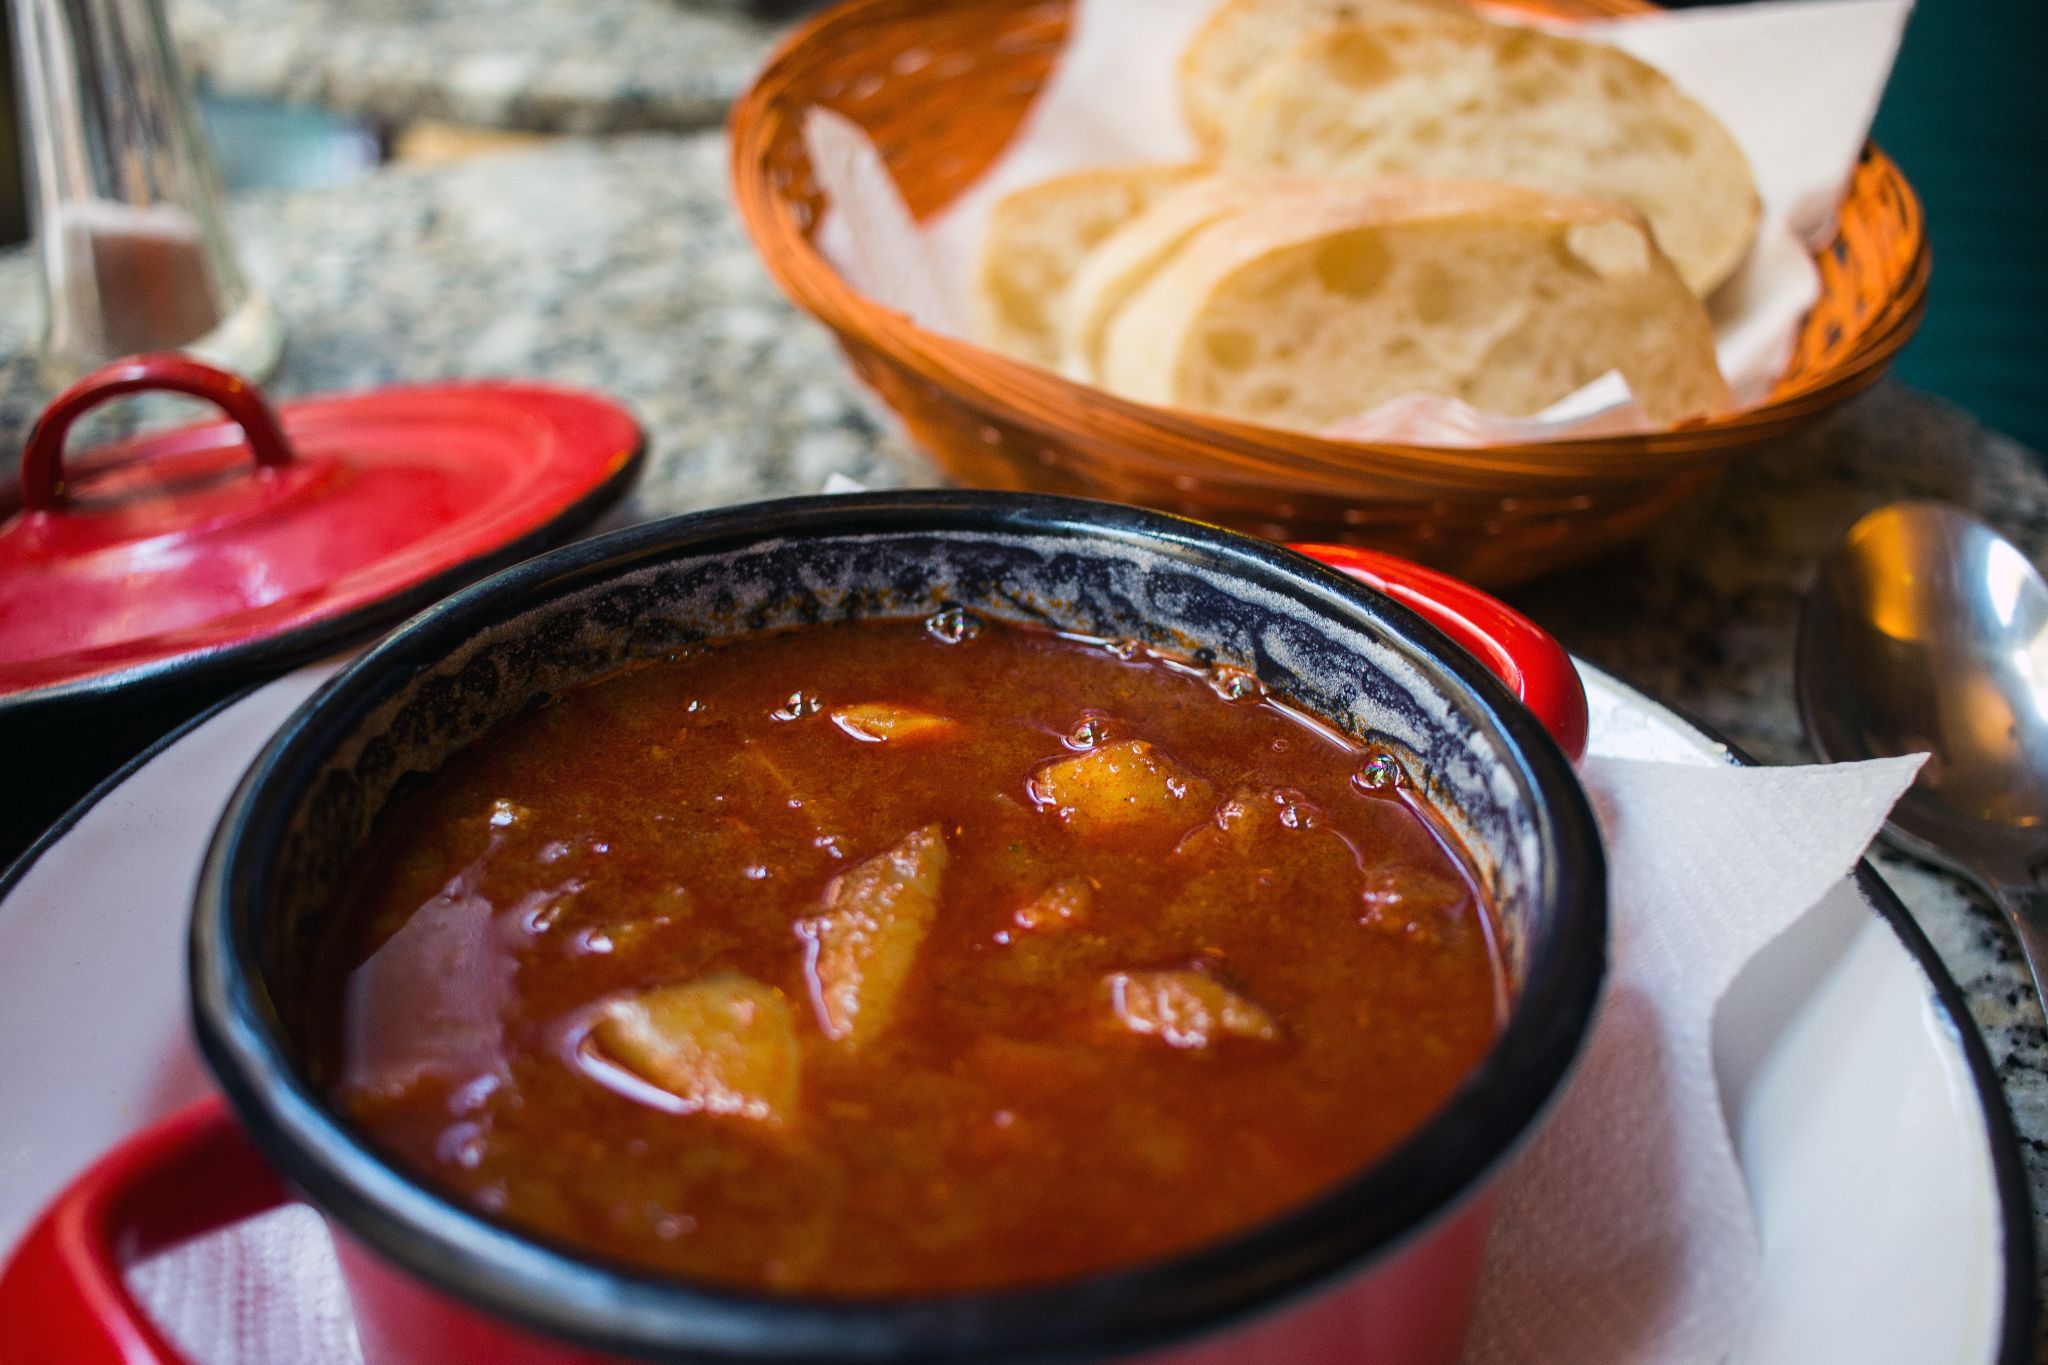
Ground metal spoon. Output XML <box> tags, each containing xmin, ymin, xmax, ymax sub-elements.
<box><xmin>1797</xmin><ymin>500</ymin><xmax>2048</xmax><ymax>991</ymax></box>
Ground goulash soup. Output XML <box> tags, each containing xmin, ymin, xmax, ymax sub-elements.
<box><xmin>313</xmin><ymin>609</ymin><xmax>1503</xmax><ymax>1296</ymax></box>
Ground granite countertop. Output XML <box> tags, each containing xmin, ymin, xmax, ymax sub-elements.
<box><xmin>169</xmin><ymin>0</ymin><xmax>783</xmax><ymax>134</ymax></box>
<box><xmin>0</xmin><ymin>136</ymin><xmax>920</xmax><ymax>514</ymax></box>
<box><xmin>2</xmin><ymin>133</ymin><xmax>2043</xmax><ymax>1346</ymax></box>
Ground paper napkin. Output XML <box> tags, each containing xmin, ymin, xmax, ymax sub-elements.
<box><xmin>1466</xmin><ymin>750</ymin><xmax>1924</xmax><ymax>1365</ymax></box>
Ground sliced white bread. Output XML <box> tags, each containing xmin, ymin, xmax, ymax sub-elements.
<box><xmin>1179</xmin><ymin>0</ymin><xmax>1471</xmax><ymax>150</ymax></box>
<box><xmin>1098</xmin><ymin>178</ymin><xmax>1731</xmax><ymax>431</ymax></box>
<box><xmin>1056</xmin><ymin>172</ymin><xmax>1337</xmax><ymax>383</ymax></box>
<box><xmin>970</xmin><ymin>162</ymin><xmax>1208</xmax><ymax>367</ymax></box>
<box><xmin>1220</xmin><ymin>19</ymin><xmax>1759</xmax><ymax>295</ymax></box>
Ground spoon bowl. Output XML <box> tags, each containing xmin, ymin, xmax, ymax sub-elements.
<box><xmin>1798</xmin><ymin>500</ymin><xmax>2048</xmax><ymax>984</ymax></box>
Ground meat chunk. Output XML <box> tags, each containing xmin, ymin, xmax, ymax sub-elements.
<box><xmin>1014</xmin><ymin>878</ymin><xmax>1093</xmax><ymax>934</ymax></box>
<box><xmin>1106</xmin><ymin>969</ymin><xmax>1280</xmax><ymax>1049</ymax></box>
<box><xmin>594</xmin><ymin>972</ymin><xmax>800</xmax><ymax>1124</ymax></box>
<box><xmin>1030</xmin><ymin>740</ymin><xmax>1209</xmax><ymax>834</ymax></box>
<box><xmin>830</xmin><ymin>703</ymin><xmax>957</xmax><ymax>744</ymax></box>
<box><xmin>798</xmin><ymin>825</ymin><xmax>949</xmax><ymax>1047</ymax></box>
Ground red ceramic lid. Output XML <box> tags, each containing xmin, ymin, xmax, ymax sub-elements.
<box><xmin>0</xmin><ymin>355</ymin><xmax>643</xmax><ymax>705</ymax></box>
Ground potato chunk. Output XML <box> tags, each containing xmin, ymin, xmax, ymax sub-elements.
<box><xmin>594</xmin><ymin>972</ymin><xmax>800</xmax><ymax>1124</ymax></box>
<box><xmin>830</xmin><ymin>703</ymin><xmax>958</xmax><ymax>744</ymax></box>
<box><xmin>1030</xmin><ymin>740</ymin><xmax>1209</xmax><ymax>833</ymax></box>
<box><xmin>1106</xmin><ymin>969</ymin><xmax>1280</xmax><ymax>1049</ymax></box>
<box><xmin>798</xmin><ymin>825</ymin><xmax>949</xmax><ymax>1047</ymax></box>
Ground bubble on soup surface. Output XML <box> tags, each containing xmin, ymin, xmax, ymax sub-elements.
<box><xmin>924</xmin><ymin>605</ymin><xmax>984</xmax><ymax>644</ymax></box>
<box><xmin>773</xmin><ymin>691</ymin><xmax>822</xmax><ymax>721</ymax></box>
<box><xmin>1207</xmin><ymin>665</ymin><xmax>1264</xmax><ymax>703</ymax></box>
<box><xmin>1065</xmin><ymin>712</ymin><xmax>1116</xmax><ymax>750</ymax></box>
<box><xmin>1270</xmin><ymin>788</ymin><xmax>1321</xmax><ymax>829</ymax></box>
<box><xmin>1352</xmin><ymin>751</ymin><xmax>1406</xmax><ymax>791</ymax></box>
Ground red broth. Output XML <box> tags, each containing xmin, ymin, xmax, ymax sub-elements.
<box><xmin>312</xmin><ymin>612</ymin><xmax>1503</xmax><ymax>1296</ymax></box>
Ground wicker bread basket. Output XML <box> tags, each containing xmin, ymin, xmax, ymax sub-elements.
<box><xmin>730</xmin><ymin>0</ymin><xmax>1927</xmax><ymax>585</ymax></box>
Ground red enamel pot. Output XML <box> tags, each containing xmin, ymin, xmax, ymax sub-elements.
<box><xmin>0</xmin><ymin>492</ymin><xmax>1601</xmax><ymax>1365</ymax></box>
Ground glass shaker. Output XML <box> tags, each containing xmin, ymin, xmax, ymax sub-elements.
<box><xmin>9</xmin><ymin>0</ymin><xmax>281</xmax><ymax>381</ymax></box>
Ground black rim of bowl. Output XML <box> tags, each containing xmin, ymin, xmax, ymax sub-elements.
<box><xmin>192</xmin><ymin>491</ymin><xmax>1607</xmax><ymax>1364</ymax></box>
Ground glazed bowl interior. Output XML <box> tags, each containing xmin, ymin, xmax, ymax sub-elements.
<box><xmin>196</xmin><ymin>491</ymin><xmax>1603</xmax><ymax>1362</ymax></box>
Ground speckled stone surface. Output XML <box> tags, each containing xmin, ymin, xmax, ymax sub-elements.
<box><xmin>0</xmin><ymin>135</ymin><xmax>926</xmax><ymax>516</ymax></box>
<box><xmin>168</xmin><ymin>0</ymin><xmax>783</xmax><ymax>133</ymax></box>
<box><xmin>1</xmin><ymin>133</ymin><xmax>2041</xmax><ymax>1348</ymax></box>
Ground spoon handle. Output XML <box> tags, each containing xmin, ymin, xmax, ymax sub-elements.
<box><xmin>1993</xmin><ymin>884</ymin><xmax>2048</xmax><ymax>1003</ymax></box>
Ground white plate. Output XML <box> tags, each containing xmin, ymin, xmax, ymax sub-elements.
<box><xmin>0</xmin><ymin>663</ymin><xmax>2029</xmax><ymax>1363</ymax></box>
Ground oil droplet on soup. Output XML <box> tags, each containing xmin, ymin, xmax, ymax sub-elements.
<box><xmin>313</xmin><ymin>618</ymin><xmax>1502</xmax><ymax>1296</ymax></box>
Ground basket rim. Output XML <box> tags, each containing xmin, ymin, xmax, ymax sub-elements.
<box><xmin>728</xmin><ymin>0</ymin><xmax>1929</xmax><ymax>489</ymax></box>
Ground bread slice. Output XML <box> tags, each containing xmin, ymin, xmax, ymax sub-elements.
<box><xmin>1179</xmin><ymin>0</ymin><xmax>1470</xmax><ymax>149</ymax></box>
<box><xmin>970</xmin><ymin>162</ymin><xmax>1207</xmax><ymax>367</ymax></box>
<box><xmin>1220</xmin><ymin>19</ymin><xmax>1759</xmax><ymax>295</ymax></box>
<box><xmin>1057</xmin><ymin>172</ymin><xmax>1334</xmax><ymax>383</ymax></box>
<box><xmin>1098</xmin><ymin>178</ymin><xmax>1730</xmax><ymax>431</ymax></box>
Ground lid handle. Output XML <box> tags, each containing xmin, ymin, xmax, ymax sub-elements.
<box><xmin>20</xmin><ymin>353</ymin><xmax>293</xmax><ymax>512</ymax></box>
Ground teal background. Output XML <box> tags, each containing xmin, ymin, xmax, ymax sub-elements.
<box><xmin>1868</xmin><ymin>0</ymin><xmax>2048</xmax><ymax>454</ymax></box>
